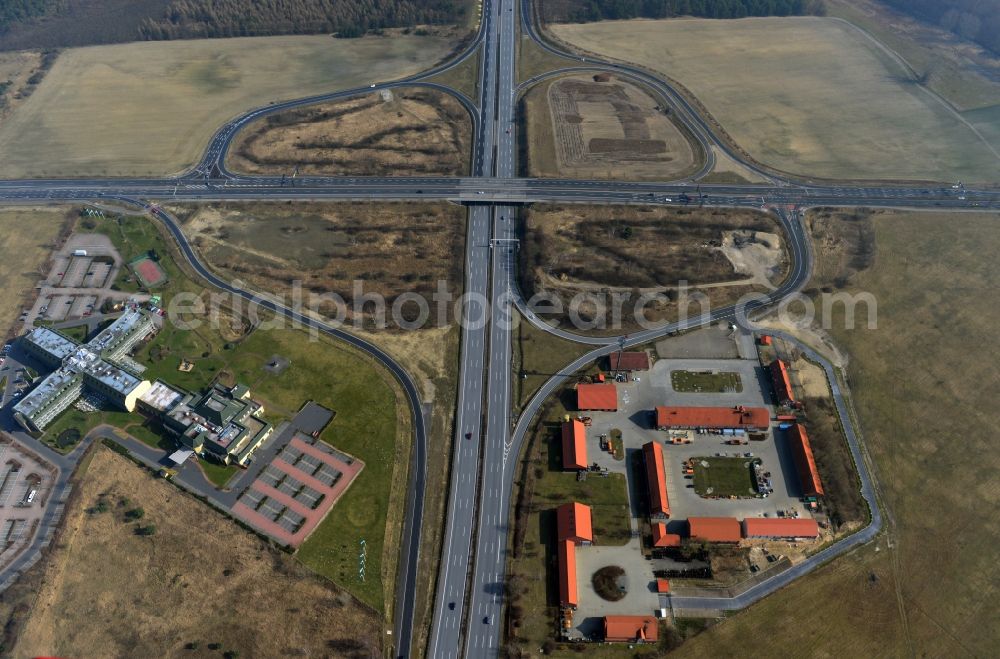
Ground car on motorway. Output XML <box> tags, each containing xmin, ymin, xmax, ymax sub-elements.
<box><xmin>465</xmin><ymin>432</ymin><xmax>473</xmax><ymax>440</ymax></box>
<box><xmin>483</xmin><ymin>615</ymin><xmax>492</xmax><ymax>625</ymax></box>
<box><xmin>448</xmin><ymin>602</ymin><xmax>456</xmax><ymax>610</ymax></box>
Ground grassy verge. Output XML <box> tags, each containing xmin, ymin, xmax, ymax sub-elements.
<box><xmin>427</xmin><ymin>48</ymin><xmax>480</xmax><ymax>101</ymax></box>
<box><xmin>517</xmin><ymin>27</ymin><xmax>577</xmax><ymax>84</ymax></box>
<box><xmin>512</xmin><ymin>312</ymin><xmax>592</xmax><ymax>413</ymax></box>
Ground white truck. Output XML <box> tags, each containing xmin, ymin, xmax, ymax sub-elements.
<box><xmin>72</xmin><ymin>249</ymin><xmax>88</xmax><ymax>257</ymax></box>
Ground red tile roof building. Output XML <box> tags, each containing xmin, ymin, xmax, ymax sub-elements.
<box><xmin>556</xmin><ymin>502</ymin><xmax>594</xmax><ymax>544</ymax></box>
<box><xmin>577</xmin><ymin>383</ymin><xmax>618</xmax><ymax>411</ymax></box>
<box><xmin>654</xmin><ymin>405</ymin><xmax>769</xmax><ymax>431</ymax></box>
<box><xmin>652</xmin><ymin>522</ymin><xmax>681</xmax><ymax>547</ymax></box>
<box><xmin>561</xmin><ymin>420</ymin><xmax>588</xmax><ymax>470</ymax></box>
<box><xmin>557</xmin><ymin>539</ymin><xmax>578</xmax><ymax>608</ymax></box>
<box><xmin>788</xmin><ymin>424</ymin><xmax>825</xmax><ymax>497</ymax></box>
<box><xmin>609</xmin><ymin>351</ymin><xmax>651</xmax><ymax>371</ymax></box>
<box><xmin>687</xmin><ymin>517</ymin><xmax>742</xmax><ymax>543</ymax></box>
<box><xmin>743</xmin><ymin>517</ymin><xmax>820</xmax><ymax>539</ymax></box>
<box><xmin>656</xmin><ymin>578</ymin><xmax>671</xmax><ymax>593</ymax></box>
<box><xmin>770</xmin><ymin>359</ymin><xmax>795</xmax><ymax>405</ymax></box>
<box><xmin>642</xmin><ymin>441</ymin><xmax>670</xmax><ymax>518</ymax></box>
<box><xmin>603</xmin><ymin>616</ymin><xmax>660</xmax><ymax>643</ymax></box>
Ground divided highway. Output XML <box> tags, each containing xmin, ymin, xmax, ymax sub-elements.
<box><xmin>0</xmin><ymin>1</ymin><xmax>995</xmax><ymax>657</ymax></box>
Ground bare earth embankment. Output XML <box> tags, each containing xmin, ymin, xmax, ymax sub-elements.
<box><xmin>0</xmin><ymin>33</ymin><xmax>456</xmax><ymax>178</ymax></box>
<box><xmin>551</xmin><ymin>17</ymin><xmax>1000</xmax><ymax>182</ymax></box>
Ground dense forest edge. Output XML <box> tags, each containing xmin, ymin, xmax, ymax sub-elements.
<box><xmin>539</xmin><ymin>0</ymin><xmax>827</xmax><ymax>23</ymax></box>
<box><xmin>539</xmin><ymin>0</ymin><xmax>1000</xmax><ymax>57</ymax></box>
<box><xmin>0</xmin><ymin>0</ymin><xmax>470</xmax><ymax>50</ymax></box>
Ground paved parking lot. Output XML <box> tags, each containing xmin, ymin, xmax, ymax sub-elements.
<box><xmin>0</xmin><ymin>437</ymin><xmax>57</xmax><ymax>571</ymax></box>
<box><xmin>572</xmin><ymin>537</ymin><xmax>661</xmax><ymax>637</ymax></box>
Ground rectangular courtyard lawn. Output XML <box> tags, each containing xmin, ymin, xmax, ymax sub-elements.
<box><xmin>692</xmin><ymin>456</ymin><xmax>758</xmax><ymax>498</ymax></box>
<box><xmin>671</xmin><ymin>369</ymin><xmax>743</xmax><ymax>393</ymax></box>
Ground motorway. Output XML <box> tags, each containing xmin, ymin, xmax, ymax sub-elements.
<box><xmin>0</xmin><ymin>0</ymin><xmax>996</xmax><ymax>656</ymax></box>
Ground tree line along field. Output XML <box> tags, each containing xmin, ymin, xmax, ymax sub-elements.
<box><xmin>0</xmin><ymin>33</ymin><xmax>457</xmax><ymax>178</ymax></box>
<box><xmin>551</xmin><ymin>17</ymin><xmax>1000</xmax><ymax>183</ymax></box>
<box><xmin>227</xmin><ymin>87</ymin><xmax>472</xmax><ymax>177</ymax></box>
<box><xmin>825</xmin><ymin>0</ymin><xmax>1000</xmax><ymax>114</ymax></box>
<box><xmin>518</xmin><ymin>204</ymin><xmax>787</xmax><ymax>332</ymax></box>
<box><xmin>538</xmin><ymin>0</ymin><xmax>826</xmax><ymax>23</ymax></box>
<box><xmin>0</xmin><ymin>0</ymin><xmax>473</xmax><ymax>50</ymax></box>
<box><xmin>680</xmin><ymin>209</ymin><xmax>1000</xmax><ymax>656</ymax></box>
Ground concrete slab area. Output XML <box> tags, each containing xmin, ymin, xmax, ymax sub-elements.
<box><xmin>655</xmin><ymin>324</ymin><xmax>740</xmax><ymax>360</ymax></box>
<box><xmin>574</xmin><ymin>538</ymin><xmax>660</xmax><ymax>624</ymax></box>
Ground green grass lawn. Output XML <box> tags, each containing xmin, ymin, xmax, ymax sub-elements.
<box><xmin>260</xmin><ymin>329</ymin><xmax>404</xmax><ymax>614</ymax></box>
<box><xmin>41</xmin><ymin>408</ymin><xmax>98</xmax><ymax>453</ymax></box>
<box><xmin>200</xmin><ymin>460</ymin><xmax>239</xmax><ymax>489</ymax></box>
<box><xmin>58</xmin><ymin>323</ymin><xmax>90</xmax><ymax>343</ymax></box>
<box><xmin>671</xmin><ymin>369</ymin><xmax>743</xmax><ymax>393</ymax></box>
<box><xmin>512</xmin><ymin>311</ymin><xmax>592</xmax><ymax>411</ymax></box>
<box><xmin>692</xmin><ymin>456</ymin><xmax>758</xmax><ymax>497</ymax></box>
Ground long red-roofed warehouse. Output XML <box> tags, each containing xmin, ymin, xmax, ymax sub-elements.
<box><xmin>787</xmin><ymin>423</ymin><xmax>825</xmax><ymax>497</ymax></box>
<box><xmin>654</xmin><ymin>405</ymin><xmax>769</xmax><ymax>430</ymax></box>
<box><xmin>556</xmin><ymin>502</ymin><xmax>593</xmax><ymax>544</ymax></box>
<box><xmin>557</xmin><ymin>539</ymin><xmax>578</xmax><ymax>608</ymax></box>
<box><xmin>603</xmin><ymin>615</ymin><xmax>660</xmax><ymax>643</ymax></box>
<box><xmin>687</xmin><ymin>516</ymin><xmax>742</xmax><ymax>543</ymax></box>
<box><xmin>561</xmin><ymin>419</ymin><xmax>588</xmax><ymax>470</ymax></box>
<box><xmin>770</xmin><ymin>358</ymin><xmax>795</xmax><ymax>405</ymax></box>
<box><xmin>576</xmin><ymin>383</ymin><xmax>618</xmax><ymax>411</ymax></box>
<box><xmin>743</xmin><ymin>517</ymin><xmax>820</xmax><ymax>539</ymax></box>
<box><xmin>642</xmin><ymin>441</ymin><xmax>670</xmax><ymax>518</ymax></box>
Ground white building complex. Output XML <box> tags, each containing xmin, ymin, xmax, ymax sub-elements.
<box><xmin>13</xmin><ymin>310</ymin><xmax>155</xmax><ymax>433</ymax></box>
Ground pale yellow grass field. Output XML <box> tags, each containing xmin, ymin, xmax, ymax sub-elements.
<box><xmin>15</xmin><ymin>447</ymin><xmax>380</xmax><ymax>657</ymax></box>
<box><xmin>552</xmin><ymin>18</ymin><xmax>1000</xmax><ymax>182</ymax></box>
<box><xmin>0</xmin><ymin>207</ymin><xmax>67</xmax><ymax>335</ymax></box>
<box><xmin>0</xmin><ymin>34</ymin><xmax>455</xmax><ymax>178</ymax></box>
<box><xmin>681</xmin><ymin>210</ymin><xmax>1000</xmax><ymax>656</ymax></box>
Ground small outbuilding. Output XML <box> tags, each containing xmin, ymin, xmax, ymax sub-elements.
<box><xmin>603</xmin><ymin>615</ymin><xmax>659</xmax><ymax>643</ymax></box>
<box><xmin>577</xmin><ymin>383</ymin><xmax>618</xmax><ymax>411</ymax></box>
